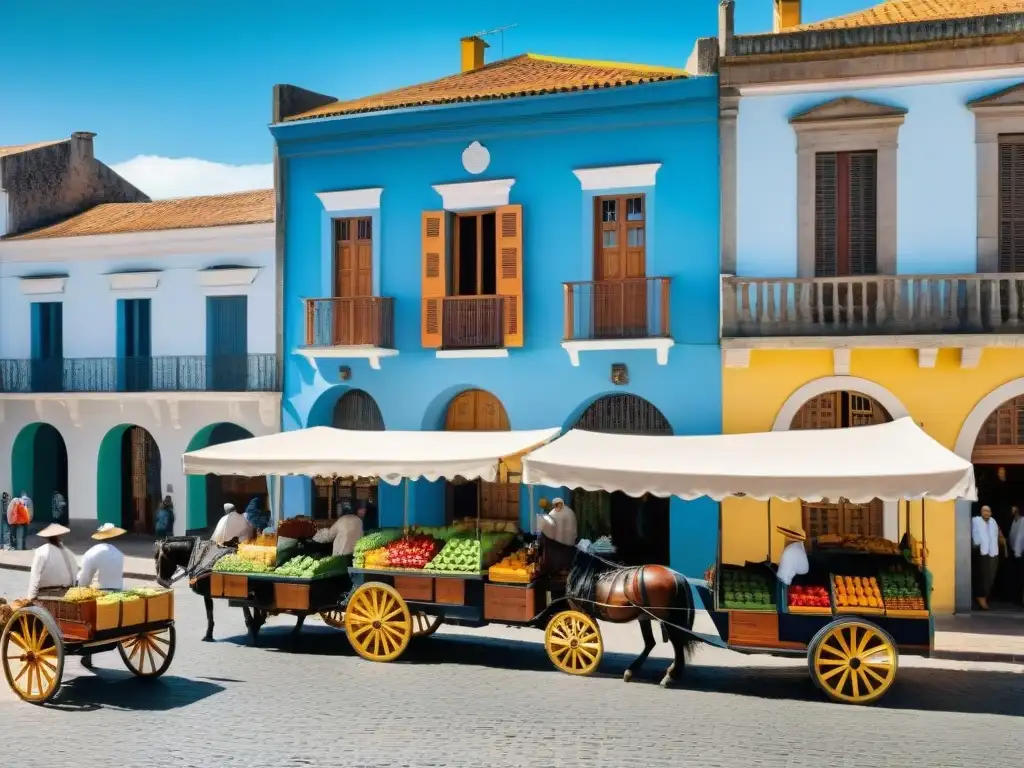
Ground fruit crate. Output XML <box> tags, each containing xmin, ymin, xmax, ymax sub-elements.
<box><xmin>145</xmin><ymin>591</ymin><xmax>174</xmax><ymax>623</ymax></box>
<box><xmin>120</xmin><ymin>598</ymin><xmax>146</xmax><ymax>627</ymax></box>
<box><xmin>830</xmin><ymin>574</ymin><xmax>885</xmax><ymax>617</ymax></box>
<box><xmin>785</xmin><ymin>579</ymin><xmax>833</xmax><ymax>615</ymax></box>
<box><xmin>879</xmin><ymin>565</ymin><xmax>929</xmax><ymax>618</ymax></box>
<box><xmin>716</xmin><ymin>564</ymin><xmax>776</xmax><ymax>612</ymax></box>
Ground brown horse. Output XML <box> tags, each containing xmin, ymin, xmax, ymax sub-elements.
<box><xmin>549</xmin><ymin>539</ymin><xmax>699</xmax><ymax>687</ymax></box>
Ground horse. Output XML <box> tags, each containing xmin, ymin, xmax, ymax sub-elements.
<box><xmin>154</xmin><ymin>536</ymin><xmax>218</xmax><ymax>642</ymax></box>
<box><xmin>559</xmin><ymin>543</ymin><xmax>699</xmax><ymax>687</ymax></box>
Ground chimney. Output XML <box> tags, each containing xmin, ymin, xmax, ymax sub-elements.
<box><xmin>460</xmin><ymin>36</ymin><xmax>489</xmax><ymax>73</ymax></box>
<box><xmin>71</xmin><ymin>131</ymin><xmax>96</xmax><ymax>163</ymax></box>
<box><xmin>773</xmin><ymin>0</ymin><xmax>802</xmax><ymax>32</ymax></box>
<box><xmin>718</xmin><ymin>0</ymin><xmax>735</xmax><ymax>58</ymax></box>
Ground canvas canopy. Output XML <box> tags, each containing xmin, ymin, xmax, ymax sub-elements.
<box><xmin>182</xmin><ymin>426</ymin><xmax>559</xmax><ymax>485</ymax></box>
<box><xmin>521</xmin><ymin>418</ymin><xmax>976</xmax><ymax>503</ymax></box>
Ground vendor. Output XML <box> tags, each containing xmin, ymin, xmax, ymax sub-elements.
<box><xmin>538</xmin><ymin>497</ymin><xmax>577</xmax><ymax>547</ymax></box>
<box><xmin>312</xmin><ymin>501</ymin><xmax>363</xmax><ymax>556</ymax></box>
<box><xmin>77</xmin><ymin>523</ymin><xmax>126</xmax><ymax>670</ymax></box>
<box><xmin>212</xmin><ymin>502</ymin><xmax>255</xmax><ymax>547</ymax></box>
<box><xmin>775</xmin><ymin>526</ymin><xmax>809</xmax><ymax>586</ymax></box>
<box><xmin>27</xmin><ymin>523</ymin><xmax>78</xmax><ymax>601</ymax></box>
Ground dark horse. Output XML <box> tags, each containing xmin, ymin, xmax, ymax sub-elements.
<box><xmin>154</xmin><ymin>536</ymin><xmax>219</xmax><ymax>642</ymax></box>
<box><xmin>557</xmin><ymin>541</ymin><xmax>699</xmax><ymax>687</ymax></box>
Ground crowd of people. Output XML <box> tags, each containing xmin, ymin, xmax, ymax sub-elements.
<box><xmin>972</xmin><ymin>466</ymin><xmax>1024</xmax><ymax>610</ymax></box>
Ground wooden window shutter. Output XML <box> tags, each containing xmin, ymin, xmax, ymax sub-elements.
<box><xmin>421</xmin><ymin>211</ymin><xmax>448</xmax><ymax>348</ymax></box>
<box><xmin>496</xmin><ymin>204</ymin><xmax>524</xmax><ymax>347</ymax></box>
<box><xmin>998</xmin><ymin>136</ymin><xmax>1024</xmax><ymax>273</ymax></box>
<box><xmin>847</xmin><ymin>151</ymin><xmax>878</xmax><ymax>275</ymax></box>
<box><xmin>790</xmin><ymin>393</ymin><xmax>839</xmax><ymax>430</ymax></box>
<box><xmin>814</xmin><ymin>153</ymin><xmax>838</xmax><ymax>277</ymax></box>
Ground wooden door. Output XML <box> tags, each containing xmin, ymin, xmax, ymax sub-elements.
<box><xmin>594</xmin><ymin>194</ymin><xmax>647</xmax><ymax>338</ymax></box>
<box><xmin>334</xmin><ymin>217</ymin><xmax>374</xmax><ymax>345</ymax></box>
<box><xmin>444</xmin><ymin>390</ymin><xmax>510</xmax><ymax>432</ymax></box>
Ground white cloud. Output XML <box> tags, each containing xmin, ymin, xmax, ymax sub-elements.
<box><xmin>110</xmin><ymin>155</ymin><xmax>273</xmax><ymax>200</ymax></box>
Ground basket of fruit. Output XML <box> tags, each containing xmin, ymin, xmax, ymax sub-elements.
<box><xmin>880</xmin><ymin>565</ymin><xmax>928</xmax><ymax>617</ymax></box>
<box><xmin>488</xmin><ymin>546</ymin><xmax>538</xmax><ymax>584</ymax></box>
<box><xmin>786</xmin><ymin>583</ymin><xmax>832</xmax><ymax>614</ymax></box>
<box><xmin>719</xmin><ymin>566</ymin><xmax>776</xmax><ymax>611</ymax></box>
<box><xmin>832</xmin><ymin>574</ymin><xmax>885</xmax><ymax>615</ymax></box>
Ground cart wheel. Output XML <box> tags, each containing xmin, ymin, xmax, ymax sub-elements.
<box><xmin>808</xmin><ymin>619</ymin><xmax>898</xmax><ymax>705</ymax></box>
<box><xmin>119</xmin><ymin>625</ymin><xmax>176</xmax><ymax>679</ymax></box>
<box><xmin>545</xmin><ymin>610</ymin><xmax>603</xmax><ymax>676</ymax></box>
<box><xmin>411</xmin><ymin>612</ymin><xmax>443</xmax><ymax>639</ymax></box>
<box><xmin>344</xmin><ymin>582</ymin><xmax>412</xmax><ymax>662</ymax></box>
<box><xmin>1</xmin><ymin>607</ymin><xmax>64</xmax><ymax>704</ymax></box>
<box><xmin>320</xmin><ymin>609</ymin><xmax>345</xmax><ymax>629</ymax></box>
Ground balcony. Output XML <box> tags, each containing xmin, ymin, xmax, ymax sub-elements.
<box><xmin>438</xmin><ymin>295</ymin><xmax>506</xmax><ymax>357</ymax></box>
<box><xmin>721</xmin><ymin>273</ymin><xmax>1024</xmax><ymax>368</ymax></box>
<box><xmin>300</xmin><ymin>297</ymin><xmax>397</xmax><ymax>369</ymax></box>
<box><xmin>0</xmin><ymin>354</ymin><xmax>279</xmax><ymax>394</ymax></box>
<box><xmin>561</xmin><ymin>277</ymin><xmax>674</xmax><ymax>366</ymax></box>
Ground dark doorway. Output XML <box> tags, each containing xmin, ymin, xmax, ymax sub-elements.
<box><xmin>312</xmin><ymin>390</ymin><xmax>383</xmax><ymax>520</ymax></box>
<box><xmin>973</xmin><ymin>464</ymin><xmax>1024</xmax><ymax>610</ymax></box>
<box><xmin>455</xmin><ymin>211</ymin><xmax>497</xmax><ymax>296</ymax></box>
<box><xmin>120</xmin><ymin>426</ymin><xmax>160</xmax><ymax>533</ymax></box>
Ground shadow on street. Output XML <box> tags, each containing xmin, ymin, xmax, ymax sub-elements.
<box><xmin>44</xmin><ymin>674</ymin><xmax>223</xmax><ymax>712</ymax></box>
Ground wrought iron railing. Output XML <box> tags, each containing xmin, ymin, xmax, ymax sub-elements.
<box><xmin>563</xmin><ymin>277</ymin><xmax>672</xmax><ymax>341</ymax></box>
<box><xmin>442</xmin><ymin>296</ymin><xmax>505</xmax><ymax>349</ymax></box>
<box><xmin>303</xmin><ymin>297</ymin><xmax>395</xmax><ymax>348</ymax></box>
<box><xmin>0</xmin><ymin>354</ymin><xmax>278</xmax><ymax>394</ymax></box>
<box><xmin>721</xmin><ymin>273</ymin><xmax>1024</xmax><ymax>337</ymax></box>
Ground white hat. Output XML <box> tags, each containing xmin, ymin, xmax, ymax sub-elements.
<box><xmin>224</xmin><ymin>503</ymin><xmax>236</xmax><ymax>513</ymax></box>
<box><xmin>92</xmin><ymin>522</ymin><xmax>126</xmax><ymax>540</ymax></box>
<box><xmin>551</xmin><ymin>497</ymin><xmax>564</xmax><ymax>506</ymax></box>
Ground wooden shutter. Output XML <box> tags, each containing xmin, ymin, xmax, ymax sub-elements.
<box><xmin>847</xmin><ymin>151</ymin><xmax>877</xmax><ymax>275</ymax></box>
<box><xmin>999</xmin><ymin>136</ymin><xmax>1024</xmax><ymax>272</ymax></box>
<box><xmin>814</xmin><ymin>153</ymin><xmax>838</xmax><ymax>277</ymax></box>
<box><xmin>421</xmin><ymin>211</ymin><xmax>447</xmax><ymax>348</ymax></box>
<box><xmin>790</xmin><ymin>393</ymin><xmax>839</xmax><ymax>430</ymax></box>
<box><xmin>496</xmin><ymin>204</ymin><xmax>524</xmax><ymax>347</ymax></box>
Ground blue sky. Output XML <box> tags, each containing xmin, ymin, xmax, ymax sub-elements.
<box><xmin>1</xmin><ymin>0</ymin><xmax>871</xmax><ymax>195</ymax></box>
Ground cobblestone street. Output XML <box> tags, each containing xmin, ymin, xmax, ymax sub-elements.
<box><xmin>1</xmin><ymin>570</ymin><xmax>1021</xmax><ymax>768</ymax></box>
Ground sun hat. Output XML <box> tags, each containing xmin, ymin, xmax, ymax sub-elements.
<box><xmin>36</xmin><ymin>523</ymin><xmax>71</xmax><ymax>539</ymax></box>
<box><xmin>92</xmin><ymin>522</ymin><xmax>126</xmax><ymax>541</ymax></box>
<box><xmin>777</xmin><ymin>525</ymin><xmax>807</xmax><ymax>542</ymax></box>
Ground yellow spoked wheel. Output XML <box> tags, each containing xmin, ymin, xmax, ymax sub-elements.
<box><xmin>320</xmin><ymin>609</ymin><xmax>345</xmax><ymax>629</ymax></box>
<box><xmin>809</xmin><ymin>619</ymin><xmax>898</xmax><ymax>705</ymax></box>
<box><xmin>1</xmin><ymin>607</ymin><xmax>64</xmax><ymax>704</ymax></box>
<box><xmin>344</xmin><ymin>583</ymin><xmax>412</xmax><ymax>662</ymax></box>
<box><xmin>411</xmin><ymin>612</ymin><xmax>443</xmax><ymax>639</ymax></box>
<box><xmin>545</xmin><ymin>610</ymin><xmax>603</xmax><ymax>676</ymax></box>
<box><xmin>118</xmin><ymin>625</ymin><xmax>176</xmax><ymax>678</ymax></box>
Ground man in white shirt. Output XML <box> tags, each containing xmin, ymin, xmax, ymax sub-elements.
<box><xmin>538</xmin><ymin>498</ymin><xmax>577</xmax><ymax>547</ymax></box>
<box><xmin>775</xmin><ymin>526</ymin><xmax>809</xmax><ymax>587</ymax></box>
<box><xmin>972</xmin><ymin>505</ymin><xmax>1003</xmax><ymax>610</ymax></box>
<box><xmin>1010</xmin><ymin>507</ymin><xmax>1024</xmax><ymax>606</ymax></box>
<box><xmin>26</xmin><ymin>523</ymin><xmax>77</xmax><ymax>601</ymax></box>
<box><xmin>78</xmin><ymin>523</ymin><xmax>126</xmax><ymax>669</ymax></box>
<box><xmin>312</xmin><ymin>503</ymin><xmax>364</xmax><ymax>557</ymax></box>
<box><xmin>212</xmin><ymin>503</ymin><xmax>255</xmax><ymax>547</ymax></box>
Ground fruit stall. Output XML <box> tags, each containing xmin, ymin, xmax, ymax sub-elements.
<box><xmin>521</xmin><ymin>417</ymin><xmax>976</xmax><ymax>704</ymax></box>
<box><xmin>0</xmin><ymin>586</ymin><xmax>176</xmax><ymax>704</ymax></box>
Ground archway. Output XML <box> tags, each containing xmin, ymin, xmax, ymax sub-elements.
<box><xmin>186</xmin><ymin>423</ymin><xmax>264</xmax><ymax>532</ymax></box>
<box><xmin>573</xmin><ymin>394</ymin><xmax>673</xmax><ymax>566</ymax></box>
<box><xmin>789</xmin><ymin>390</ymin><xmax>893</xmax><ymax>540</ymax></box>
<box><xmin>97</xmin><ymin>425</ymin><xmax>161</xmax><ymax>533</ymax></box>
<box><xmin>313</xmin><ymin>389</ymin><xmax>385</xmax><ymax>522</ymax></box>
<box><xmin>10</xmin><ymin>423</ymin><xmax>68</xmax><ymax>524</ymax></box>
<box><xmin>443</xmin><ymin>389</ymin><xmax>516</xmax><ymax>524</ymax></box>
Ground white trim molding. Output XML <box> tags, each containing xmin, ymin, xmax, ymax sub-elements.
<box><xmin>954</xmin><ymin>377</ymin><xmax>1024</xmax><ymax>459</ymax></box>
<box><xmin>432</xmin><ymin>179</ymin><xmax>515</xmax><ymax>211</ymax></box>
<box><xmin>561</xmin><ymin>338</ymin><xmax>674</xmax><ymax>367</ymax></box>
<box><xmin>107</xmin><ymin>271</ymin><xmax>161</xmax><ymax>291</ymax></box>
<box><xmin>737</xmin><ymin>65</ymin><xmax>1024</xmax><ymax>97</ymax></box>
<box><xmin>19</xmin><ymin>276</ymin><xmax>67</xmax><ymax>295</ymax></box>
<box><xmin>572</xmin><ymin>163</ymin><xmax>662</xmax><ymax>191</ymax></box>
<box><xmin>435</xmin><ymin>348</ymin><xmax>509</xmax><ymax>360</ymax></box>
<box><xmin>197</xmin><ymin>266</ymin><xmax>260</xmax><ymax>287</ymax></box>
<box><xmin>316</xmin><ymin>187</ymin><xmax>383</xmax><ymax>213</ymax></box>
<box><xmin>772</xmin><ymin>376</ymin><xmax>910</xmax><ymax>432</ymax></box>
<box><xmin>296</xmin><ymin>346</ymin><xmax>398</xmax><ymax>371</ymax></box>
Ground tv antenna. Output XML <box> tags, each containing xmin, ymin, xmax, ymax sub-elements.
<box><xmin>475</xmin><ymin>23</ymin><xmax>518</xmax><ymax>60</ymax></box>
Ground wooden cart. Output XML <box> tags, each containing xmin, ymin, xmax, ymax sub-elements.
<box><xmin>0</xmin><ymin>589</ymin><xmax>177</xmax><ymax>705</ymax></box>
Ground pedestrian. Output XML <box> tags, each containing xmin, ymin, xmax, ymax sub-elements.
<box><xmin>244</xmin><ymin>496</ymin><xmax>270</xmax><ymax>533</ymax></box>
<box><xmin>1010</xmin><ymin>507</ymin><xmax>1024</xmax><ymax>605</ymax></box>
<box><xmin>154</xmin><ymin>496</ymin><xmax>174</xmax><ymax>540</ymax></box>
<box><xmin>0</xmin><ymin>492</ymin><xmax>9</xmax><ymax>551</ymax></box>
<box><xmin>52</xmin><ymin>490</ymin><xmax>68</xmax><ymax>527</ymax></box>
<box><xmin>77</xmin><ymin>522</ymin><xmax>126</xmax><ymax>669</ymax></box>
<box><xmin>972</xmin><ymin>505</ymin><xmax>1004</xmax><ymax>610</ymax></box>
<box><xmin>312</xmin><ymin>501</ymin><xmax>363</xmax><ymax>559</ymax></box>
<box><xmin>6</xmin><ymin>491</ymin><xmax>33</xmax><ymax>551</ymax></box>
<box><xmin>212</xmin><ymin>502</ymin><xmax>254</xmax><ymax>547</ymax></box>
<box><xmin>25</xmin><ymin>523</ymin><xmax>77</xmax><ymax>601</ymax></box>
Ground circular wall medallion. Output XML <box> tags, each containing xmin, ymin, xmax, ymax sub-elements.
<box><xmin>462</xmin><ymin>141</ymin><xmax>490</xmax><ymax>175</ymax></box>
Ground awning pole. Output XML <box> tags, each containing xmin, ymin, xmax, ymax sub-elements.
<box><xmin>767</xmin><ymin>498</ymin><xmax>773</xmax><ymax>562</ymax></box>
<box><xmin>528</xmin><ymin>483</ymin><xmax>535</xmax><ymax>535</ymax></box>
<box><xmin>904</xmin><ymin>498</ymin><xmax>911</xmax><ymax>539</ymax></box>
<box><xmin>921</xmin><ymin>498</ymin><xmax>927</xmax><ymax>567</ymax></box>
<box><xmin>403</xmin><ymin>477</ymin><xmax>410</xmax><ymax>532</ymax></box>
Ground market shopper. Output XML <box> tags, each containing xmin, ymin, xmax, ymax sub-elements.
<box><xmin>77</xmin><ymin>523</ymin><xmax>126</xmax><ymax>669</ymax></box>
<box><xmin>155</xmin><ymin>496</ymin><xmax>174</xmax><ymax>540</ymax></box>
<box><xmin>775</xmin><ymin>526</ymin><xmax>809</xmax><ymax>586</ymax></box>
<box><xmin>6</xmin><ymin>491</ymin><xmax>33</xmax><ymax>550</ymax></box>
<box><xmin>538</xmin><ymin>497</ymin><xmax>577</xmax><ymax>547</ymax></box>
<box><xmin>212</xmin><ymin>502</ymin><xmax>254</xmax><ymax>547</ymax></box>
<box><xmin>972</xmin><ymin>505</ymin><xmax>1004</xmax><ymax>610</ymax></box>
<box><xmin>244</xmin><ymin>497</ymin><xmax>271</xmax><ymax>533</ymax></box>
<box><xmin>26</xmin><ymin>523</ymin><xmax>77</xmax><ymax>601</ymax></box>
<box><xmin>1010</xmin><ymin>507</ymin><xmax>1024</xmax><ymax>604</ymax></box>
<box><xmin>312</xmin><ymin>501</ymin><xmax>363</xmax><ymax>557</ymax></box>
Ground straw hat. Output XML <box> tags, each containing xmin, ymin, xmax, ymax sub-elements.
<box><xmin>92</xmin><ymin>522</ymin><xmax>126</xmax><ymax>541</ymax></box>
<box><xmin>36</xmin><ymin>523</ymin><xmax>71</xmax><ymax>539</ymax></box>
<box><xmin>777</xmin><ymin>525</ymin><xmax>807</xmax><ymax>542</ymax></box>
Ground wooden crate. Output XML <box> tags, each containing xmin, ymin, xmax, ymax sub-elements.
<box><xmin>120</xmin><ymin>598</ymin><xmax>146</xmax><ymax>627</ymax></box>
<box><xmin>274</xmin><ymin>583</ymin><xmax>311</xmax><ymax>611</ymax></box>
<box><xmin>210</xmin><ymin>573</ymin><xmax>225</xmax><ymax>597</ymax></box>
<box><xmin>728</xmin><ymin>611</ymin><xmax>780</xmax><ymax>648</ymax></box>
<box><xmin>145</xmin><ymin>592</ymin><xmax>174</xmax><ymax>623</ymax></box>
<box><xmin>435</xmin><ymin>578</ymin><xmax>465</xmax><ymax>606</ymax></box>
<box><xmin>95</xmin><ymin>601</ymin><xmax>120</xmax><ymax>631</ymax></box>
<box><xmin>394</xmin><ymin>576</ymin><xmax>434</xmax><ymax>602</ymax></box>
<box><xmin>222</xmin><ymin>575</ymin><xmax>249</xmax><ymax>599</ymax></box>
<box><xmin>483</xmin><ymin>584</ymin><xmax>535</xmax><ymax>623</ymax></box>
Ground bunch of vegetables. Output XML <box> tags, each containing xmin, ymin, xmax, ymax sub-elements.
<box><xmin>64</xmin><ymin>587</ymin><xmax>104</xmax><ymax>602</ymax></box>
<box><xmin>213</xmin><ymin>554</ymin><xmax>273</xmax><ymax>574</ymax></box>
<box><xmin>354</xmin><ymin>529</ymin><xmax>403</xmax><ymax>554</ymax></box>
<box><xmin>273</xmin><ymin>555</ymin><xmax>348</xmax><ymax>579</ymax></box>
<box><xmin>383</xmin><ymin>534</ymin><xmax>439</xmax><ymax>569</ymax></box>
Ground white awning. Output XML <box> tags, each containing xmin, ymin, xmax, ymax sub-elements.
<box><xmin>182</xmin><ymin>426</ymin><xmax>560</xmax><ymax>485</ymax></box>
<box><xmin>521</xmin><ymin>418</ymin><xmax>976</xmax><ymax>503</ymax></box>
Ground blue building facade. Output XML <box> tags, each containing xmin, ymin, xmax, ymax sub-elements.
<box><xmin>270</xmin><ymin>49</ymin><xmax>722</xmax><ymax>576</ymax></box>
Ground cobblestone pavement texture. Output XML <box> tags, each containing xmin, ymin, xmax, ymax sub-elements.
<box><xmin>0</xmin><ymin>570</ymin><xmax>1021</xmax><ymax>768</ymax></box>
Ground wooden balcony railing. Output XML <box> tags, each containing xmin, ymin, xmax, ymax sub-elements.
<box><xmin>442</xmin><ymin>295</ymin><xmax>505</xmax><ymax>349</ymax></box>
<box><xmin>304</xmin><ymin>297</ymin><xmax>395</xmax><ymax>348</ymax></box>
<box><xmin>722</xmin><ymin>273</ymin><xmax>1024</xmax><ymax>338</ymax></box>
<box><xmin>563</xmin><ymin>277</ymin><xmax>671</xmax><ymax>341</ymax></box>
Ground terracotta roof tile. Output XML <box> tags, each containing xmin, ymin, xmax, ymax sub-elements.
<box><xmin>797</xmin><ymin>0</ymin><xmax>1024</xmax><ymax>30</ymax></box>
<box><xmin>6</xmin><ymin>189</ymin><xmax>274</xmax><ymax>241</ymax></box>
<box><xmin>0</xmin><ymin>139</ymin><xmax>66</xmax><ymax>159</ymax></box>
<box><xmin>285</xmin><ymin>53</ymin><xmax>687</xmax><ymax>121</ymax></box>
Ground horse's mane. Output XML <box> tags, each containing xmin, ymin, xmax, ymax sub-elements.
<box><xmin>566</xmin><ymin>548</ymin><xmax>618</xmax><ymax>614</ymax></box>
